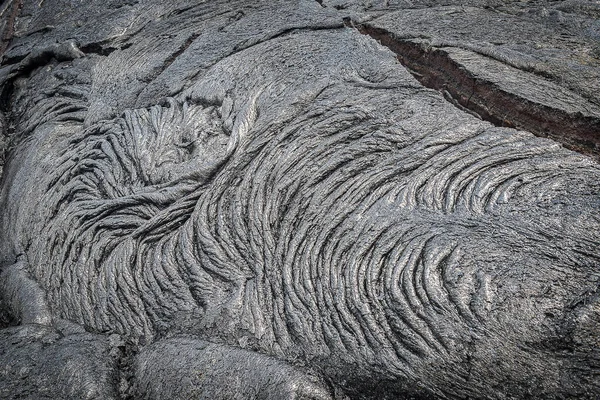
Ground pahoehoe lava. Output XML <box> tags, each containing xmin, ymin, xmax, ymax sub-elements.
<box><xmin>0</xmin><ymin>1</ymin><xmax>599</xmax><ymax>399</ymax></box>
<box><xmin>353</xmin><ymin>21</ymin><xmax>600</xmax><ymax>160</ymax></box>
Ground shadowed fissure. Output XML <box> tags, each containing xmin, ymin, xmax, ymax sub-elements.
<box><xmin>351</xmin><ymin>21</ymin><xmax>600</xmax><ymax>161</ymax></box>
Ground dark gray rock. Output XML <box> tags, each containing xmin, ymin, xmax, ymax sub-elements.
<box><xmin>0</xmin><ymin>324</ymin><xmax>119</xmax><ymax>399</ymax></box>
<box><xmin>0</xmin><ymin>1</ymin><xmax>599</xmax><ymax>399</ymax></box>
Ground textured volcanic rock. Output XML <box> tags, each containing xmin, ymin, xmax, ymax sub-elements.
<box><xmin>0</xmin><ymin>1</ymin><xmax>599</xmax><ymax>399</ymax></box>
<box><xmin>353</xmin><ymin>3</ymin><xmax>600</xmax><ymax>157</ymax></box>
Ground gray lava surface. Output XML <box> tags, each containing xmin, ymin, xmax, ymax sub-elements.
<box><xmin>0</xmin><ymin>1</ymin><xmax>599</xmax><ymax>399</ymax></box>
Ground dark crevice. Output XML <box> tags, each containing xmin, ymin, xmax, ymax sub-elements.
<box><xmin>136</xmin><ymin>33</ymin><xmax>201</xmax><ymax>86</ymax></box>
<box><xmin>160</xmin><ymin>33</ymin><xmax>201</xmax><ymax>73</ymax></box>
<box><xmin>231</xmin><ymin>23</ymin><xmax>345</xmax><ymax>53</ymax></box>
<box><xmin>1</xmin><ymin>52</ymin><xmax>26</xmax><ymax>66</ymax></box>
<box><xmin>267</xmin><ymin>23</ymin><xmax>346</xmax><ymax>43</ymax></box>
<box><xmin>0</xmin><ymin>79</ymin><xmax>14</xmax><ymax>112</ymax></box>
<box><xmin>79</xmin><ymin>42</ymin><xmax>131</xmax><ymax>57</ymax></box>
<box><xmin>350</xmin><ymin>21</ymin><xmax>600</xmax><ymax>161</ymax></box>
<box><xmin>107</xmin><ymin>0</ymin><xmax>139</xmax><ymax>10</ymax></box>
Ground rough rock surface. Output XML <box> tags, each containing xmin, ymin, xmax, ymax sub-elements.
<box><xmin>0</xmin><ymin>0</ymin><xmax>599</xmax><ymax>399</ymax></box>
